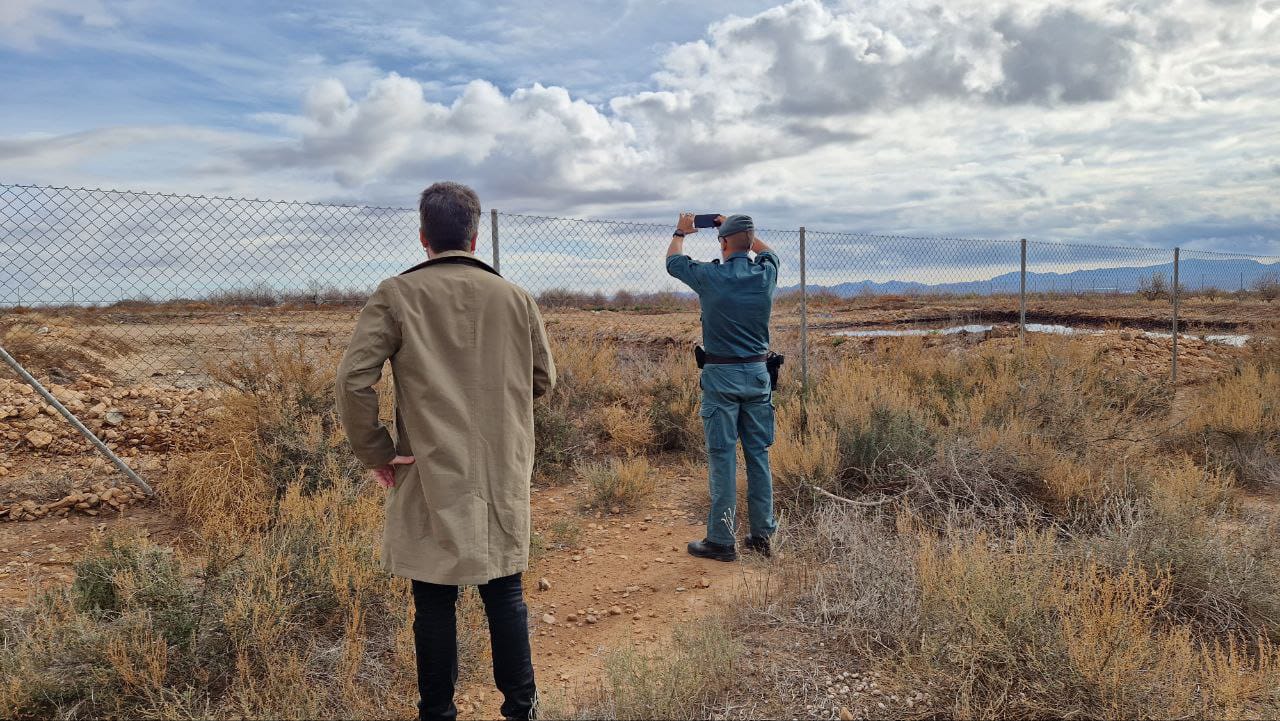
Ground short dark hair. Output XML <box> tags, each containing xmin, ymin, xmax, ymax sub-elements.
<box><xmin>723</xmin><ymin>230</ymin><xmax>753</xmax><ymax>252</ymax></box>
<box><xmin>419</xmin><ymin>181</ymin><xmax>481</xmax><ymax>253</ymax></box>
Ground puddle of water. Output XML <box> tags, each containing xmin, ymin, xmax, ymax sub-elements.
<box><xmin>832</xmin><ymin>324</ymin><xmax>1252</xmax><ymax>347</ymax></box>
<box><xmin>834</xmin><ymin>324</ymin><xmax>992</xmax><ymax>338</ymax></box>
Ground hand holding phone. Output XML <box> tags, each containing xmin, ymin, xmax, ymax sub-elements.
<box><xmin>693</xmin><ymin>214</ymin><xmax>724</xmax><ymax>229</ymax></box>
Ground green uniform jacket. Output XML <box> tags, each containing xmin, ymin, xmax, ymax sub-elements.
<box><xmin>336</xmin><ymin>250</ymin><xmax>556</xmax><ymax>585</ymax></box>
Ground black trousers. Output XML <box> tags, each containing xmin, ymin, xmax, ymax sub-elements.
<box><xmin>411</xmin><ymin>573</ymin><xmax>537</xmax><ymax>721</ymax></box>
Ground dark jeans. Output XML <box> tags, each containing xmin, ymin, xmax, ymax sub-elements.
<box><xmin>411</xmin><ymin>573</ymin><xmax>537</xmax><ymax>721</ymax></box>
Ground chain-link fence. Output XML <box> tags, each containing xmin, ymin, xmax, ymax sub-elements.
<box><xmin>3</xmin><ymin>183</ymin><xmax>1279</xmax><ymax>388</ymax></box>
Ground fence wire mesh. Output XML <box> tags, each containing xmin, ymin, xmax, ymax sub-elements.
<box><xmin>2</xmin><ymin>183</ymin><xmax>1278</xmax><ymax>385</ymax></box>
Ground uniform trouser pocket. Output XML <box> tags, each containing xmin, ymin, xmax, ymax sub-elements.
<box><xmin>700</xmin><ymin>388</ymin><xmax>739</xmax><ymax>545</ymax></box>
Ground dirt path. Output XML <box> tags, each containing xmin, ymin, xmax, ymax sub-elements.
<box><xmin>457</xmin><ymin>469</ymin><xmax>763</xmax><ymax>718</ymax></box>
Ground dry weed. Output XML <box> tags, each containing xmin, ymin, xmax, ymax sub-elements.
<box><xmin>579</xmin><ymin>457</ymin><xmax>656</xmax><ymax>511</ymax></box>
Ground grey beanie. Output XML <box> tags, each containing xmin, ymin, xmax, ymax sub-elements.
<box><xmin>717</xmin><ymin>214</ymin><xmax>754</xmax><ymax>238</ymax></box>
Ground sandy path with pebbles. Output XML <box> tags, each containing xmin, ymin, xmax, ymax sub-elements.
<box><xmin>454</xmin><ymin>467</ymin><xmax>764</xmax><ymax>719</ymax></box>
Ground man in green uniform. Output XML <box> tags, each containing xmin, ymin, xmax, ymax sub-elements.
<box><xmin>665</xmin><ymin>212</ymin><xmax>778</xmax><ymax>562</ymax></box>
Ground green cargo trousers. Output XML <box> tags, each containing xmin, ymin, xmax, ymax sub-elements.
<box><xmin>699</xmin><ymin>362</ymin><xmax>777</xmax><ymax>546</ymax></box>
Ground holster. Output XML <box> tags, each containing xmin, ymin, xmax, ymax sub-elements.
<box><xmin>766</xmin><ymin>351</ymin><xmax>785</xmax><ymax>390</ymax></box>
<box><xmin>694</xmin><ymin>344</ymin><xmax>707</xmax><ymax>369</ymax></box>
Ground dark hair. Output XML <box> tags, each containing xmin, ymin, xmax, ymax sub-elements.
<box><xmin>418</xmin><ymin>181</ymin><xmax>481</xmax><ymax>253</ymax></box>
<box><xmin>723</xmin><ymin>230</ymin><xmax>753</xmax><ymax>252</ymax></box>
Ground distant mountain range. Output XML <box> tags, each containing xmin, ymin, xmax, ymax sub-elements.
<box><xmin>784</xmin><ymin>257</ymin><xmax>1280</xmax><ymax>296</ymax></box>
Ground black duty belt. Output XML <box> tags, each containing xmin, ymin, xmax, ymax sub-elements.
<box><xmin>694</xmin><ymin>344</ymin><xmax>785</xmax><ymax>390</ymax></box>
<box><xmin>703</xmin><ymin>352</ymin><xmax>768</xmax><ymax>365</ymax></box>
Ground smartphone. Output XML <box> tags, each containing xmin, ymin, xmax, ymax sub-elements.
<box><xmin>693</xmin><ymin>214</ymin><xmax>722</xmax><ymax>228</ymax></box>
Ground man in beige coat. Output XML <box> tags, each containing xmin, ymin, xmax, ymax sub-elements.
<box><xmin>336</xmin><ymin>181</ymin><xmax>555</xmax><ymax>721</ymax></box>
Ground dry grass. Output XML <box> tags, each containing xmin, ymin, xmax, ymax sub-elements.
<box><xmin>163</xmin><ymin>342</ymin><xmax>364</xmax><ymax>531</ymax></box>
<box><xmin>554</xmin><ymin>618</ymin><xmax>740</xmax><ymax>720</ymax></box>
<box><xmin>600</xmin><ymin>403</ymin><xmax>656</xmax><ymax>455</ymax></box>
<box><xmin>578</xmin><ymin>457</ymin><xmax>656</xmax><ymax>511</ymax></box>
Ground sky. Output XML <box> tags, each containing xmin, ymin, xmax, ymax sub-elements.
<box><xmin>1</xmin><ymin>0</ymin><xmax>1279</xmax><ymax>257</ymax></box>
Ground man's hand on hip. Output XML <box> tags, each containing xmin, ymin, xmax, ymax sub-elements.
<box><xmin>371</xmin><ymin>455</ymin><xmax>416</xmax><ymax>488</ymax></box>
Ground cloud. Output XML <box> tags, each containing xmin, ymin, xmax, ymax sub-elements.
<box><xmin>0</xmin><ymin>0</ymin><xmax>117</xmax><ymax>50</ymax></box>
<box><xmin>1</xmin><ymin>0</ymin><xmax>1277</xmax><ymax>257</ymax></box>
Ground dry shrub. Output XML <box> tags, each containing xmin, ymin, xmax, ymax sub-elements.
<box><xmin>549</xmin><ymin>337</ymin><xmax>625</xmax><ymax>405</ymax></box>
<box><xmin>646</xmin><ymin>349</ymin><xmax>701</xmax><ymax>454</ymax></box>
<box><xmin>165</xmin><ymin>342</ymin><xmax>363</xmax><ymax>530</ymax></box>
<box><xmin>570</xmin><ymin>619</ymin><xmax>739</xmax><ymax>720</ymax></box>
<box><xmin>532</xmin><ymin>337</ymin><xmax>625</xmax><ymax>481</ymax></box>
<box><xmin>534</xmin><ymin>400</ymin><xmax>588</xmax><ymax>482</ymax></box>
<box><xmin>0</xmin><ymin>483</ymin><xmax>446</xmax><ymax>719</ymax></box>
<box><xmin>1184</xmin><ymin>361</ymin><xmax>1280</xmax><ymax>489</ymax></box>
<box><xmin>599</xmin><ymin>403</ymin><xmax>655</xmax><ymax>454</ymax></box>
<box><xmin>770</xmin><ymin>406</ymin><xmax>839</xmax><ymax>502</ymax></box>
<box><xmin>901</xmin><ymin>527</ymin><xmax>1280</xmax><ymax>719</ymax></box>
<box><xmin>1086</xmin><ymin>472</ymin><xmax>1280</xmax><ymax>639</ymax></box>
<box><xmin>579</xmin><ymin>457</ymin><xmax>655</xmax><ymax>511</ymax></box>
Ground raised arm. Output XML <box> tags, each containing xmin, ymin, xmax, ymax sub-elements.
<box><xmin>750</xmin><ymin>231</ymin><xmax>773</xmax><ymax>255</ymax></box>
<box><xmin>667</xmin><ymin>212</ymin><xmax>697</xmax><ymax>258</ymax></box>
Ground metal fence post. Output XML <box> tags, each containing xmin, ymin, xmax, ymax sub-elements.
<box><xmin>0</xmin><ymin>343</ymin><xmax>154</xmax><ymax>496</ymax></box>
<box><xmin>1172</xmin><ymin>247</ymin><xmax>1180</xmax><ymax>385</ymax></box>
<box><xmin>1019</xmin><ymin>238</ymin><xmax>1027</xmax><ymax>344</ymax></box>
<box><xmin>491</xmin><ymin>209</ymin><xmax>500</xmax><ymax>273</ymax></box>
<box><xmin>799</xmin><ymin>226</ymin><xmax>809</xmax><ymax>417</ymax></box>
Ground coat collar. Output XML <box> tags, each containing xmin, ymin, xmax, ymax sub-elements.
<box><xmin>401</xmin><ymin>250</ymin><xmax>500</xmax><ymax>277</ymax></box>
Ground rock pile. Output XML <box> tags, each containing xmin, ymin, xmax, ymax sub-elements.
<box><xmin>0</xmin><ymin>375</ymin><xmax>221</xmax><ymax>457</ymax></box>
<box><xmin>1</xmin><ymin>481</ymin><xmax>148</xmax><ymax>521</ymax></box>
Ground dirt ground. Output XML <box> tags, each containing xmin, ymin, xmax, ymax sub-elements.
<box><xmin>0</xmin><ymin>297</ymin><xmax>1274</xmax><ymax>716</ymax></box>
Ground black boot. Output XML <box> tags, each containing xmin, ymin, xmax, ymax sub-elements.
<box><xmin>743</xmin><ymin>535</ymin><xmax>772</xmax><ymax>558</ymax></box>
<box><xmin>687</xmin><ymin>538</ymin><xmax>737</xmax><ymax>562</ymax></box>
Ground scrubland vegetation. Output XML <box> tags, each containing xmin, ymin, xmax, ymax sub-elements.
<box><xmin>1</xmin><ymin>318</ymin><xmax>1277</xmax><ymax>719</ymax></box>
<box><xmin>576</xmin><ymin>329</ymin><xmax>1280</xmax><ymax>719</ymax></box>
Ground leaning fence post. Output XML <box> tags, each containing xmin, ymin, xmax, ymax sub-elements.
<box><xmin>491</xmin><ymin>208</ymin><xmax>500</xmax><ymax>274</ymax></box>
<box><xmin>1172</xmin><ymin>247</ymin><xmax>1180</xmax><ymax>385</ymax></box>
<box><xmin>0</xmin><ymin>343</ymin><xmax>154</xmax><ymax>497</ymax></box>
<box><xmin>799</xmin><ymin>226</ymin><xmax>809</xmax><ymax>423</ymax></box>
<box><xmin>1019</xmin><ymin>238</ymin><xmax>1027</xmax><ymax>344</ymax></box>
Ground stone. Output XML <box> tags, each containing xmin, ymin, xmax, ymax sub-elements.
<box><xmin>541</xmin><ymin>614</ymin><xmax>557</xmax><ymax>625</ymax></box>
<box><xmin>585</xmin><ymin>615</ymin><xmax>598</xmax><ymax>624</ymax></box>
<box><xmin>537</xmin><ymin>577</ymin><xmax>552</xmax><ymax>591</ymax></box>
<box><xmin>25</xmin><ymin>430</ymin><xmax>54</xmax><ymax>449</ymax></box>
<box><xmin>608</xmin><ymin>606</ymin><xmax>622</xmax><ymax>616</ymax></box>
<box><xmin>698</xmin><ymin>578</ymin><xmax>712</xmax><ymax>588</ymax></box>
<box><xmin>104</xmin><ymin>411</ymin><xmax>124</xmax><ymax>426</ymax></box>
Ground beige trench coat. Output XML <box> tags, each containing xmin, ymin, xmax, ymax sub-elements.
<box><xmin>336</xmin><ymin>250</ymin><xmax>556</xmax><ymax>585</ymax></box>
